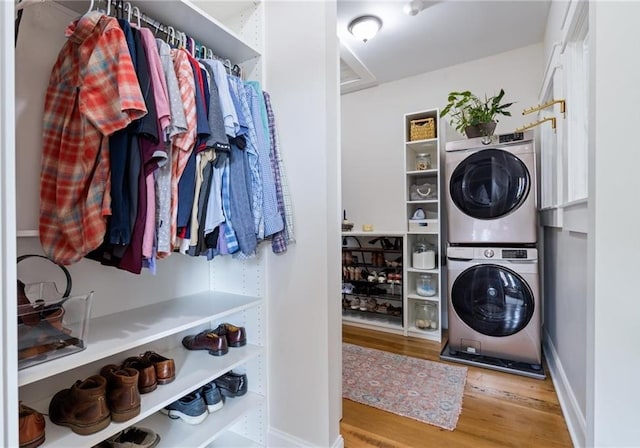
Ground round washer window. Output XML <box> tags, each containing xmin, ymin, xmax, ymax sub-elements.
<box><xmin>451</xmin><ymin>264</ymin><xmax>535</xmax><ymax>337</ymax></box>
<box><xmin>449</xmin><ymin>149</ymin><xmax>530</xmax><ymax>220</ymax></box>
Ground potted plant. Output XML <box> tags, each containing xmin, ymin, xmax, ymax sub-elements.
<box><xmin>441</xmin><ymin>89</ymin><xmax>514</xmax><ymax>138</ymax></box>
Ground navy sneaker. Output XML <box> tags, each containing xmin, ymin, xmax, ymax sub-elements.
<box><xmin>201</xmin><ymin>382</ymin><xmax>225</xmax><ymax>413</ymax></box>
<box><xmin>160</xmin><ymin>391</ymin><xmax>207</xmax><ymax>425</ymax></box>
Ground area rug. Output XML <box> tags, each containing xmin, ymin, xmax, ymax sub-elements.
<box><xmin>342</xmin><ymin>343</ymin><xmax>467</xmax><ymax>430</ymax></box>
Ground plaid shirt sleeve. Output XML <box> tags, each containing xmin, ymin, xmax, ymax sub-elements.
<box><xmin>81</xmin><ymin>26</ymin><xmax>147</xmax><ymax>136</ymax></box>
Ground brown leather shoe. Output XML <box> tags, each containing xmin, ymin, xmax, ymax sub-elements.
<box><xmin>182</xmin><ymin>330</ymin><xmax>228</xmax><ymax>356</ymax></box>
<box><xmin>100</xmin><ymin>366</ymin><xmax>141</xmax><ymax>422</ymax></box>
<box><xmin>19</xmin><ymin>403</ymin><xmax>45</xmax><ymax>448</ymax></box>
<box><xmin>213</xmin><ymin>323</ymin><xmax>247</xmax><ymax>347</ymax></box>
<box><xmin>142</xmin><ymin>351</ymin><xmax>176</xmax><ymax>385</ymax></box>
<box><xmin>48</xmin><ymin>375</ymin><xmax>110</xmax><ymax>435</ymax></box>
<box><xmin>122</xmin><ymin>357</ymin><xmax>157</xmax><ymax>394</ymax></box>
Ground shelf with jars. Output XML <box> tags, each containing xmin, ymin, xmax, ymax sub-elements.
<box><xmin>404</xmin><ymin>108</ymin><xmax>443</xmax><ymax>342</ymax></box>
<box><xmin>341</xmin><ymin>234</ymin><xmax>404</xmax><ymax>333</ymax></box>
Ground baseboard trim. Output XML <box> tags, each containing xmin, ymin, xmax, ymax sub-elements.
<box><xmin>543</xmin><ymin>331</ymin><xmax>586</xmax><ymax>447</ymax></box>
<box><xmin>268</xmin><ymin>427</ymin><xmax>344</xmax><ymax>448</ymax></box>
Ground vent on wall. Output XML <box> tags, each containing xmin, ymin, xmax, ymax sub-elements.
<box><xmin>340</xmin><ymin>41</ymin><xmax>377</xmax><ymax>95</ymax></box>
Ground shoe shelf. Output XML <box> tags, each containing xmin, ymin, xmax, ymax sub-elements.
<box><xmin>342</xmin><ymin>310</ymin><xmax>403</xmax><ymax>332</ymax></box>
<box><xmin>144</xmin><ymin>392</ymin><xmax>264</xmax><ymax>448</ymax></box>
<box><xmin>206</xmin><ymin>430</ymin><xmax>263</xmax><ymax>448</ymax></box>
<box><xmin>343</xmin><ymin>292</ymin><xmax>402</xmax><ymax>302</ymax></box>
<box><xmin>19</xmin><ymin>291</ymin><xmax>261</xmax><ymax>387</ymax></box>
<box><xmin>406</xmin><ymin>169</ymin><xmax>438</xmax><ymax>176</ymax></box>
<box><xmin>24</xmin><ymin>343</ymin><xmax>263</xmax><ymax>447</ymax></box>
<box><xmin>407</xmin><ymin>199</ymin><xmax>438</xmax><ymax>204</ymax></box>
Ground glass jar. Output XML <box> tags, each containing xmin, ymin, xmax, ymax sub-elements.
<box><xmin>415</xmin><ymin>153</ymin><xmax>431</xmax><ymax>171</ymax></box>
<box><xmin>414</xmin><ymin>301</ymin><xmax>438</xmax><ymax>330</ymax></box>
<box><xmin>416</xmin><ymin>273</ymin><xmax>437</xmax><ymax>297</ymax></box>
<box><xmin>412</xmin><ymin>242</ymin><xmax>435</xmax><ymax>269</ymax></box>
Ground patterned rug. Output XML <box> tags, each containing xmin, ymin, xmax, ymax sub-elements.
<box><xmin>342</xmin><ymin>343</ymin><xmax>467</xmax><ymax>431</ymax></box>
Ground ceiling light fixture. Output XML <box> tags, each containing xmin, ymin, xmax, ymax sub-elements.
<box><xmin>348</xmin><ymin>15</ymin><xmax>383</xmax><ymax>43</ymax></box>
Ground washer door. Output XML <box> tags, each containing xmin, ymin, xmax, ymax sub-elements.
<box><xmin>449</xmin><ymin>149</ymin><xmax>530</xmax><ymax>219</ymax></box>
<box><xmin>451</xmin><ymin>264</ymin><xmax>535</xmax><ymax>337</ymax></box>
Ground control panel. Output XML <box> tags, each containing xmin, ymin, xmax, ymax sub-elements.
<box><xmin>498</xmin><ymin>132</ymin><xmax>525</xmax><ymax>143</ymax></box>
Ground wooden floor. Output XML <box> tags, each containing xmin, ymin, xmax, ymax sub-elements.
<box><xmin>341</xmin><ymin>325</ymin><xmax>572</xmax><ymax>448</ymax></box>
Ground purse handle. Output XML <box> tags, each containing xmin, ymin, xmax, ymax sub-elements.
<box><xmin>17</xmin><ymin>254</ymin><xmax>72</xmax><ymax>298</ymax></box>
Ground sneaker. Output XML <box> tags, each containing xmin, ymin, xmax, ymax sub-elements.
<box><xmin>104</xmin><ymin>426</ymin><xmax>160</xmax><ymax>448</ymax></box>
<box><xmin>201</xmin><ymin>382</ymin><xmax>225</xmax><ymax>413</ymax></box>
<box><xmin>411</xmin><ymin>208</ymin><xmax>426</xmax><ymax>220</ymax></box>
<box><xmin>160</xmin><ymin>392</ymin><xmax>207</xmax><ymax>425</ymax></box>
<box><xmin>349</xmin><ymin>297</ymin><xmax>360</xmax><ymax>310</ymax></box>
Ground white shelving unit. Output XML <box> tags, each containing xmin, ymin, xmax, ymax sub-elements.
<box><xmin>403</xmin><ymin>109</ymin><xmax>443</xmax><ymax>343</ymax></box>
<box><xmin>11</xmin><ymin>1</ymin><xmax>270</xmax><ymax>446</ymax></box>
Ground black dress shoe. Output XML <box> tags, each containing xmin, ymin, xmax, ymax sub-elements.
<box><xmin>213</xmin><ymin>371</ymin><xmax>247</xmax><ymax>398</ymax></box>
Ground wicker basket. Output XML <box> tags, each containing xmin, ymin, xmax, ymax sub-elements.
<box><xmin>410</xmin><ymin>118</ymin><xmax>436</xmax><ymax>141</ymax></box>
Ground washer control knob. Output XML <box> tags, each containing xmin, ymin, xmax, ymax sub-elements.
<box><xmin>484</xmin><ymin>249</ymin><xmax>495</xmax><ymax>258</ymax></box>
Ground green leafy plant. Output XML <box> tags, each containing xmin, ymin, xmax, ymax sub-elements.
<box><xmin>441</xmin><ymin>89</ymin><xmax>514</xmax><ymax>135</ymax></box>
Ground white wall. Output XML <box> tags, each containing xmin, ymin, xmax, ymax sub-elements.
<box><xmin>588</xmin><ymin>2</ymin><xmax>640</xmax><ymax>446</ymax></box>
<box><xmin>341</xmin><ymin>43</ymin><xmax>544</xmax><ymax>231</ymax></box>
<box><xmin>264</xmin><ymin>1</ymin><xmax>342</xmax><ymax>447</ymax></box>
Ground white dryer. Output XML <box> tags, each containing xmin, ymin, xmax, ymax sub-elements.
<box><xmin>445</xmin><ymin>131</ymin><xmax>537</xmax><ymax>245</ymax></box>
<box><xmin>446</xmin><ymin>246</ymin><xmax>541</xmax><ymax>366</ymax></box>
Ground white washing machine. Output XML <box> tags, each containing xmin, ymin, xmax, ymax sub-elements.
<box><xmin>445</xmin><ymin>131</ymin><xmax>537</xmax><ymax>245</ymax></box>
<box><xmin>446</xmin><ymin>246</ymin><xmax>541</xmax><ymax>367</ymax></box>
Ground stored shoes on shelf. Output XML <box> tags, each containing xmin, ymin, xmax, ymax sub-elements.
<box><xmin>120</xmin><ymin>358</ymin><xmax>157</xmax><ymax>394</ymax></box>
<box><xmin>99</xmin><ymin>366</ymin><xmax>141</xmax><ymax>422</ymax></box>
<box><xmin>49</xmin><ymin>375</ymin><xmax>111</xmax><ymax>435</ymax></box>
<box><xmin>182</xmin><ymin>330</ymin><xmax>229</xmax><ymax>356</ymax></box>
<box><xmin>141</xmin><ymin>351</ymin><xmax>175</xmax><ymax>385</ymax></box>
<box><xmin>19</xmin><ymin>403</ymin><xmax>45</xmax><ymax>448</ymax></box>
<box><xmin>104</xmin><ymin>426</ymin><xmax>160</xmax><ymax>448</ymax></box>
<box><xmin>160</xmin><ymin>391</ymin><xmax>208</xmax><ymax>425</ymax></box>
<box><xmin>214</xmin><ymin>371</ymin><xmax>248</xmax><ymax>398</ymax></box>
<box><xmin>212</xmin><ymin>323</ymin><xmax>247</xmax><ymax>347</ymax></box>
<box><xmin>201</xmin><ymin>382</ymin><xmax>225</xmax><ymax>413</ymax></box>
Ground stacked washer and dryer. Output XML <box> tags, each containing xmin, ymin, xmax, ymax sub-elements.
<box><xmin>441</xmin><ymin>131</ymin><xmax>544</xmax><ymax>378</ymax></box>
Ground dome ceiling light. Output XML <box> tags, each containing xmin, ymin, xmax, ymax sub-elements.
<box><xmin>348</xmin><ymin>15</ymin><xmax>383</xmax><ymax>43</ymax></box>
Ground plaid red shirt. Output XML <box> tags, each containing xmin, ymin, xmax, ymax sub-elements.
<box><xmin>39</xmin><ymin>12</ymin><xmax>147</xmax><ymax>265</ymax></box>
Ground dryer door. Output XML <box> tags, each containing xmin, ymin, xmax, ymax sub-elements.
<box><xmin>449</xmin><ymin>149</ymin><xmax>530</xmax><ymax>220</ymax></box>
<box><xmin>451</xmin><ymin>264</ymin><xmax>534</xmax><ymax>337</ymax></box>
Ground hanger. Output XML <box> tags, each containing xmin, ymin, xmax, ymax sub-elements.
<box><xmin>132</xmin><ymin>5</ymin><xmax>141</xmax><ymax>27</ymax></box>
<box><xmin>86</xmin><ymin>0</ymin><xmax>95</xmax><ymax>14</ymax></box>
<box><xmin>124</xmin><ymin>1</ymin><xmax>131</xmax><ymax>21</ymax></box>
<box><xmin>167</xmin><ymin>26</ymin><xmax>175</xmax><ymax>46</ymax></box>
<box><xmin>200</xmin><ymin>45</ymin><xmax>207</xmax><ymax>59</ymax></box>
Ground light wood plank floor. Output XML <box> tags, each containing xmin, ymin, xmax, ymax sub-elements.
<box><xmin>341</xmin><ymin>325</ymin><xmax>572</xmax><ymax>448</ymax></box>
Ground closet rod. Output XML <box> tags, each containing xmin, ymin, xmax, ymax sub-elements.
<box><xmin>104</xmin><ymin>0</ymin><xmax>241</xmax><ymax>75</ymax></box>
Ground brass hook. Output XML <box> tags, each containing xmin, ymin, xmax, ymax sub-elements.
<box><xmin>515</xmin><ymin>117</ymin><xmax>557</xmax><ymax>133</ymax></box>
<box><xmin>522</xmin><ymin>99</ymin><xmax>566</xmax><ymax>118</ymax></box>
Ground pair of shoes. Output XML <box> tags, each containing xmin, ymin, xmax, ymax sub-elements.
<box><xmin>160</xmin><ymin>391</ymin><xmax>208</xmax><ymax>425</ymax></box>
<box><xmin>19</xmin><ymin>403</ymin><xmax>45</xmax><ymax>448</ymax></box>
<box><xmin>98</xmin><ymin>366</ymin><xmax>141</xmax><ymax>422</ymax></box>
<box><xmin>182</xmin><ymin>323</ymin><xmax>247</xmax><ymax>356</ymax></box>
<box><xmin>104</xmin><ymin>426</ymin><xmax>160</xmax><ymax>448</ymax></box>
<box><xmin>182</xmin><ymin>330</ymin><xmax>228</xmax><ymax>356</ymax></box>
<box><xmin>214</xmin><ymin>371</ymin><xmax>248</xmax><ymax>398</ymax></box>
<box><xmin>49</xmin><ymin>376</ymin><xmax>111</xmax><ymax>435</ymax></box>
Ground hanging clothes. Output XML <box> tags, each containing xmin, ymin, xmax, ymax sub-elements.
<box><xmin>39</xmin><ymin>12</ymin><xmax>147</xmax><ymax>265</ymax></box>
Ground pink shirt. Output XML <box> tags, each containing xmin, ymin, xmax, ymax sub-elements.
<box><xmin>138</xmin><ymin>28</ymin><xmax>170</xmax><ymax>134</ymax></box>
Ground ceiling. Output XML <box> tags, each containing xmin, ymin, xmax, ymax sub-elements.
<box><xmin>338</xmin><ymin>0</ymin><xmax>551</xmax><ymax>94</ymax></box>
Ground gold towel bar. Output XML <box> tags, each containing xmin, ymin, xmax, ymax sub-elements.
<box><xmin>515</xmin><ymin>117</ymin><xmax>557</xmax><ymax>133</ymax></box>
<box><xmin>522</xmin><ymin>99</ymin><xmax>566</xmax><ymax>117</ymax></box>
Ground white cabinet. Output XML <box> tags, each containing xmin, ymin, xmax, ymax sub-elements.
<box><xmin>12</xmin><ymin>1</ymin><xmax>268</xmax><ymax>446</ymax></box>
<box><xmin>403</xmin><ymin>109</ymin><xmax>442</xmax><ymax>342</ymax></box>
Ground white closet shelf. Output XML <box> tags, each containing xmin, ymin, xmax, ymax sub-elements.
<box><xmin>405</xmin><ymin>139</ymin><xmax>438</xmax><ymax>151</ymax></box>
<box><xmin>406</xmin><ymin>267</ymin><xmax>439</xmax><ymax>274</ymax></box>
<box><xmin>26</xmin><ymin>343</ymin><xmax>263</xmax><ymax>447</ymax></box>
<box><xmin>145</xmin><ymin>393</ymin><xmax>264</xmax><ymax>448</ymax></box>
<box><xmin>407</xmin><ymin>199</ymin><xmax>438</xmax><ymax>204</ymax></box>
<box><xmin>407</xmin><ymin>294</ymin><xmax>441</xmax><ymax>302</ymax></box>
<box><xmin>19</xmin><ymin>291</ymin><xmax>261</xmax><ymax>386</ymax></box>
<box><xmin>207</xmin><ymin>431</ymin><xmax>263</xmax><ymax>448</ymax></box>
<box><xmin>407</xmin><ymin>326</ymin><xmax>441</xmax><ymax>341</ymax></box>
<box><xmin>54</xmin><ymin>0</ymin><xmax>261</xmax><ymax>62</ymax></box>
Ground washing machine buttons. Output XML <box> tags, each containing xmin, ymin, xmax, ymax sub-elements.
<box><xmin>484</xmin><ymin>249</ymin><xmax>495</xmax><ymax>258</ymax></box>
